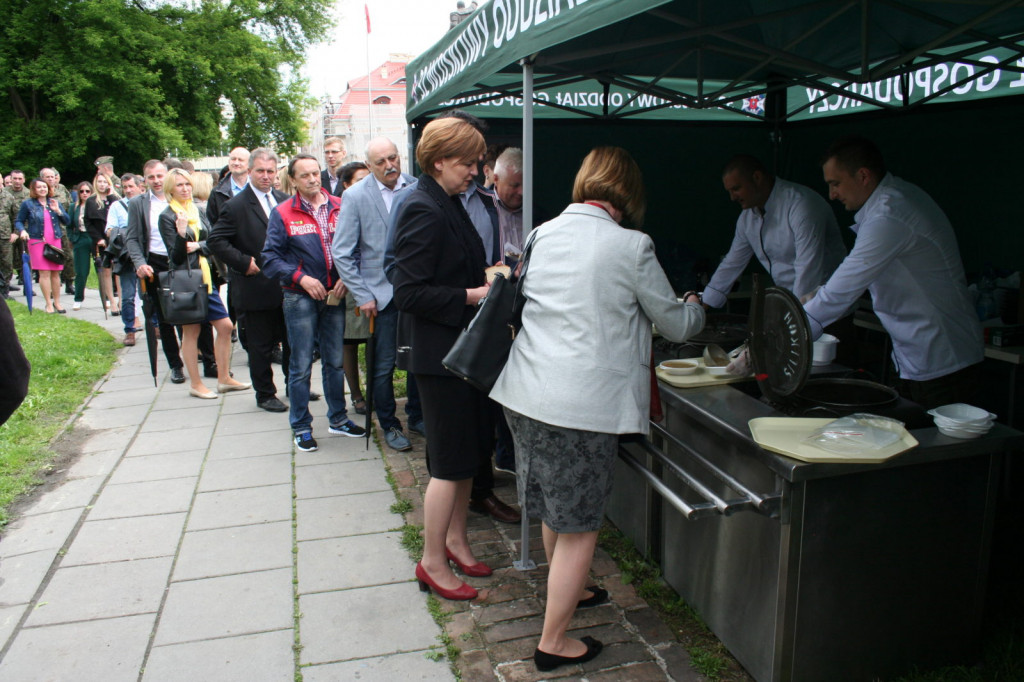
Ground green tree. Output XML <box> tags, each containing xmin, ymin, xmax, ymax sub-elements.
<box><xmin>0</xmin><ymin>0</ymin><xmax>330</xmax><ymax>178</ymax></box>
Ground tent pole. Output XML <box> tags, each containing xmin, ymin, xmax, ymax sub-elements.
<box><xmin>522</xmin><ymin>59</ymin><xmax>534</xmax><ymax>236</ymax></box>
<box><xmin>514</xmin><ymin>57</ymin><xmax>537</xmax><ymax>574</ymax></box>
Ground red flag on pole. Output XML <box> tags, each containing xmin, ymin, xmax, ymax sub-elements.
<box><xmin>365</xmin><ymin>3</ymin><xmax>371</xmax><ymax>33</ymax></box>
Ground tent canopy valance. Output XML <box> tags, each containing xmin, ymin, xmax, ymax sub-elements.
<box><xmin>406</xmin><ymin>0</ymin><xmax>1024</xmax><ymax>123</ymax></box>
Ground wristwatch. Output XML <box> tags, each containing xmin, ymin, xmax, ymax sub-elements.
<box><xmin>681</xmin><ymin>290</ymin><xmax>702</xmax><ymax>304</ymax></box>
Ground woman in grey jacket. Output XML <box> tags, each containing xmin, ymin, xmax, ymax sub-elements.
<box><xmin>490</xmin><ymin>147</ymin><xmax>704</xmax><ymax>672</ymax></box>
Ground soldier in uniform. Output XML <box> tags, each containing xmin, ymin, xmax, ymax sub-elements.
<box><xmin>0</xmin><ymin>170</ymin><xmax>30</xmax><ymax>299</ymax></box>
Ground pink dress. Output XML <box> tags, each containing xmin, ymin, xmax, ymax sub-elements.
<box><xmin>29</xmin><ymin>206</ymin><xmax>64</xmax><ymax>271</ymax></box>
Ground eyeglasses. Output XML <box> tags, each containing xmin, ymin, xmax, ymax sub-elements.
<box><xmin>80</xmin><ymin>189</ymin><xmax>92</xmax><ymax>194</ymax></box>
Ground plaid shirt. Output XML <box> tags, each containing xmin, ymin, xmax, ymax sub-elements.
<box><xmin>299</xmin><ymin>193</ymin><xmax>334</xmax><ymax>275</ymax></box>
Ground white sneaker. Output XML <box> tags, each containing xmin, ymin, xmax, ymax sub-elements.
<box><xmin>72</xmin><ymin>302</ymin><xmax>81</xmax><ymax>310</ymax></box>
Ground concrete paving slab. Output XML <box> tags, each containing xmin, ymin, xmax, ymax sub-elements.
<box><xmin>106</xmin><ymin>450</ymin><xmax>207</xmax><ymax>485</ymax></box>
<box><xmin>18</xmin><ymin>476</ymin><xmax>102</xmax><ymax>516</ymax></box>
<box><xmin>297</xmin><ymin>532</ymin><xmax>410</xmax><ymax>594</ymax></box>
<box><xmin>186</xmin><ymin>484</ymin><xmax>292</xmax><ymax>531</ymax></box>
<box><xmin>197</xmin><ymin>453</ymin><xmax>292</xmax><ymax>492</ymax></box>
<box><xmin>217</xmin><ymin>395</ymin><xmax>267</xmax><ymax>415</ymax></box>
<box><xmin>99</xmin><ymin>371</ymin><xmax>167</xmax><ymax>392</ymax></box>
<box><xmin>155</xmin><ymin>568</ymin><xmax>293</xmax><ymax>645</ymax></box>
<box><xmin>78</xmin><ymin>403</ymin><xmax>152</xmax><ymax>431</ymax></box>
<box><xmin>86</xmin><ymin>387</ymin><xmax>158</xmax><ymax>410</ymax></box>
<box><xmin>206</xmin><ymin>430</ymin><xmax>294</xmax><ymax>461</ymax></box>
<box><xmin>0</xmin><ymin>613</ymin><xmax>154</xmax><ymax>682</ymax></box>
<box><xmin>296</xmin><ymin>491</ymin><xmax>400</xmax><ymax>541</ymax></box>
<box><xmin>63</xmin><ymin>448</ymin><xmax>124</xmax><ymax>479</ymax></box>
<box><xmin>87</xmin><ymin>476</ymin><xmax>197</xmax><ymax>520</ymax></box>
<box><xmin>302</xmin><ymin>651</ymin><xmax>456</xmax><ymax>681</ymax></box>
<box><xmin>299</xmin><ymin>582</ymin><xmax>440</xmax><ymax>664</ymax></box>
<box><xmin>143</xmin><ymin>628</ymin><xmax>295</xmax><ymax>682</ymax></box>
<box><xmin>0</xmin><ymin>604</ymin><xmax>24</xmax><ymax>651</ymax></box>
<box><xmin>140</xmin><ymin>405</ymin><xmax>221</xmax><ymax>433</ymax></box>
<box><xmin>213</xmin><ymin>410</ymin><xmax>290</xmax><ymax>437</ymax></box>
<box><xmin>150</xmin><ymin>390</ymin><xmax>213</xmax><ymax>412</ymax></box>
<box><xmin>26</xmin><ymin>556</ymin><xmax>173</xmax><ymax>626</ymax></box>
<box><xmin>0</xmin><ymin>549</ymin><xmax>56</xmax><ymax>606</ymax></box>
<box><xmin>0</xmin><ymin>509</ymin><xmax>82</xmax><ymax>559</ymax></box>
<box><xmin>126</xmin><ymin>425</ymin><xmax>213</xmax><ymax>457</ymax></box>
<box><xmin>77</xmin><ymin>425</ymin><xmax>137</xmax><ymax>454</ymax></box>
<box><xmin>293</xmin><ymin>446</ymin><xmax>377</xmax><ymax>466</ymax></box>
<box><xmin>173</xmin><ymin>521</ymin><xmax>292</xmax><ymax>581</ymax></box>
<box><xmin>295</xmin><ymin>460</ymin><xmax>391</xmax><ymax>500</ymax></box>
<box><xmin>61</xmin><ymin>513</ymin><xmax>186</xmax><ymax>566</ymax></box>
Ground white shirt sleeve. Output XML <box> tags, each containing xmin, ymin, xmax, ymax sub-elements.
<box><xmin>702</xmin><ymin>218</ymin><xmax>755</xmax><ymax>308</ymax></box>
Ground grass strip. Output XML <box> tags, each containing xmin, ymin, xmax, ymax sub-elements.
<box><xmin>0</xmin><ymin>299</ymin><xmax>118</xmax><ymax>526</ymax></box>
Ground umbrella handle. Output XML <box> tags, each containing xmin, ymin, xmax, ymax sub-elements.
<box><xmin>369</xmin><ymin>316</ymin><xmax>374</xmax><ymax>335</ymax></box>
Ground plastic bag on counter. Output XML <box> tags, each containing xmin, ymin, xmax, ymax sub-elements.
<box><xmin>803</xmin><ymin>413</ymin><xmax>905</xmax><ymax>455</ymax></box>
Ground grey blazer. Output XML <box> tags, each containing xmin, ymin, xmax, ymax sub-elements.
<box><xmin>332</xmin><ymin>172</ymin><xmax>415</xmax><ymax>311</ymax></box>
<box><xmin>490</xmin><ymin>203</ymin><xmax>705</xmax><ymax>435</ymax></box>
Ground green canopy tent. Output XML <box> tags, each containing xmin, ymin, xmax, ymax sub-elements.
<box><xmin>406</xmin><ymin>0</ymin><xmax>1024</xmax><ymax>278</ymax></box>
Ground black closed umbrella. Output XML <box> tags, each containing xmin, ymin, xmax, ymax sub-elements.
<box><xmin>364</xmin><ymin>314</ymin><xmax>375</xmax><ymax>450</ymax></box>
<box><xmin>140</xmin><ymin>276</ymin><xmax>158</xmax><ymax>386</ymax></box>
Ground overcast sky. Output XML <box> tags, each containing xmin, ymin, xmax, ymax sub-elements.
<box><xmin>302</xmin><ymin>0</ymin><xmax>470</xmax><ymax>99</ymax></box>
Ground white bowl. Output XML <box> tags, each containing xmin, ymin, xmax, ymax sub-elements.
<box><xmin>705</xmin><ymin>365</ymin><xmax>731</xmax><ymax>376</ymax></box>
<box><xmin>812</xmin><ymin>334</ymin><xmax>839</xmax><ymax>366</ymax></box>
<box><xmin>659</xmin><ymin>360</ymin><xmax>698</xmax><ymax>376</ymax></box>
<box><xmin>937</xmin><ymin>425</ymin><xmax>987</xmax><ymax>439</ymax></box>
<box><xmin>929</xmin><ymin>403</ymin><xmax>995</xmax><ymax>423</ymax></box>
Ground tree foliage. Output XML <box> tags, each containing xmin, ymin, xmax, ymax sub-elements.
<box><xmin>0</xmin><ymin>0</ymin><xmax>331</xmax><ymax>178</ymax></box>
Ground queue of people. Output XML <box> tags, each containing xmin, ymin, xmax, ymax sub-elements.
<box><xmin>1</xmin><ymin>126</ymin><xmax>984</xmax><ymax>675</ymax></box>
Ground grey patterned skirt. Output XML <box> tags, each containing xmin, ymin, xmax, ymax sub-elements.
<box><xmin>503</xmin><ymin>408</ymin><xmax>618</xmax><ymax>533</ymax></box>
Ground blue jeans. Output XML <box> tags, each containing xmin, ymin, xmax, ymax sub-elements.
<box><xmin>282</xmin><ymin>290</ymin><xmax>349</xmax><ymax>435</ymax></box>
<box><xmin>371</xmin><ymin>303</ymin><xmax>401</xmax><ymax>431</ymax></box>
<box><xmin>119</xmin><ymin>270</ymin><xmax>138</xmax><ymax>334</ymax></box>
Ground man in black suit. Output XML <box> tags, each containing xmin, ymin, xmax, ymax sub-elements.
<box><xmin>320</xmin><ymin>136</ymin><xmax>347</xmax><ymax>197</ymax></box>
<box><xmin>207</xmin><ymin>148</ymin><xmax>291</xmax><ymax>412</ymax></box>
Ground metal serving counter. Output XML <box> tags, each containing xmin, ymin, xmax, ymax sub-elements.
<box><xmin>607</xmin><ymin>379</ymin><xmax>1023</xmax><ymax>682</ymax></box>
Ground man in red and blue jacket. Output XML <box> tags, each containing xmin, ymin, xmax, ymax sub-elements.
<box><xmin>262</xmin><ymin>154</ymin><xmax>365</xmax><ymax>452</ymax></box>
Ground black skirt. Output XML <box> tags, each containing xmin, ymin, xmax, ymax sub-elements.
<box><xmin>415</xmin><ymin>373</ymin><xmax>493</xmax><ymax>480</ymax></box>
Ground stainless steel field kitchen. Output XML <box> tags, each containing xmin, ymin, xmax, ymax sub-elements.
<box><xmin>608</xmin><ymin>284</ymin><xmax>1022</xmax><ymax>682</ymax></box>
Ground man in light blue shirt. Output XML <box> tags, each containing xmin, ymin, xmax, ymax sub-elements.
<box><xmin>805</xmin><ymin>136</ymin><xmax>983</xmax><ymax>408</ymax></box>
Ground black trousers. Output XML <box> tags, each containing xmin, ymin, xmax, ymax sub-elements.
<box><xmin>244</xmin><ymin>307</ymin><xmax>289</xmax><ymax>402</ymax></box>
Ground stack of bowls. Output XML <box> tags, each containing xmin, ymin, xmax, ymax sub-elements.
<box><xmin>927</xmin><ymin>403</ymin><xmax>996</xmax><ymax>439</ymax></box>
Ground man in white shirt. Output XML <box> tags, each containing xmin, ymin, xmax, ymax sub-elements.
<box><xmin>105</xmin><ymin>173</ymin><xmax>143</xmax><ymax>344</ymax></box>
<box><xmin>206</xmin><ymin>147</ymin><xmax>251</xmax><ymax>225</ymax></box>
<box><xmin>703</xmin><ymin>155</ymin><xmax>846</xmax><ymax>309</ymax></box>
<box><xmin>804</xmin><ymin>135</ymin><xmax>983</xmax><ymax>408</ymax></box>
<box><xmin>333</xmin><ymin>137</ymin><xmax>416</xmax><ymax>452</ymax></box>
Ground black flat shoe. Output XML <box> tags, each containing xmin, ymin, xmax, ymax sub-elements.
<box><xmin>534</xmin><ymin>636</ymin><xmax>603</xmax><ymax>672</ymax></box>
<box><xmin>577</xmin><ymin>586</ymin><xmax>609</xmax><ymax>609</ymax></box>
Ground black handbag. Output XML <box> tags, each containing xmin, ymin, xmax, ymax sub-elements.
<box><xmin>157</xmin><ymin>258</ymin><xmax>209</xmax><ymax>326</ymax></box>
<box><xmin>442</xmin><ymin>234</ymin><xmax>536</xmax><ymax>392</ymax></box>
<box><xmin>42</xmin><ymin>243</ymin><xmax>66</xmax><ymax>265</ymax></box>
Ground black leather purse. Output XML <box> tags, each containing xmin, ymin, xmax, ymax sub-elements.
<box><xmin>442</xmin><ymin>234</ymin><xmax>536</xmax><ymax>392</ymax></box>
<box><xmin>157</xmin><ymin>257</ymin><xmax>209</xmax><ymax>326</ymax></box>
<box><xmin>42</xmin><ymin>243</ymin><xmax>66</xmax><ymax>265</ymax></box>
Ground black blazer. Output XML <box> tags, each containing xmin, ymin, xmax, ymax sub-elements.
<box><xmin>392</xmin><ymin>174</ymin><xmax>488</xmax><ymax>375</ymax></box>
<box><xmin>320</xmin><ymin>169</ymin><xmax>344</xmax><ymax>197</ymax></box>
<box><xmin>206</xmin><ymin>186</ymin><xmax>288</xmax><ymax>311</ymax></box>
<box><xmin>158</xmin><ymin>205</ymin><xmax>213</xmax><ymax>271</ymax></box>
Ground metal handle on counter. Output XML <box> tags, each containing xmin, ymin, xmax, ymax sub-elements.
<box><xmin>619</xmin><ymin>444</ymin><xmax>720</xmax><ymax>520</ymax></box>
<box><xmin>619</xmin><ymin>437</ymin><xmax>781</xmax><ymax>519</ymax></box>
<box><xmin>650</xmin><ymin>421</ymin><xmax>781</xmax><ymax>516</ymax></box>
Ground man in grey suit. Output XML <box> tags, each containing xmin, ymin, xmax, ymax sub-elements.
<box><xmin>123</xmin><ymin>160</ymin><xmax>186</xmax><ymax>384</ymax></box>
<box><xmin>333</xmin><ymin>137</ymin><xmax>415</xmax><ymax>452</ymax></box>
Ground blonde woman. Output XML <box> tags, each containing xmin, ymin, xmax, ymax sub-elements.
<box><xmin>157</xmin><ymin>168</ymin><xmax>250</xmax><ymax>399</ymax></box>
<box><xmin>189</xmin><ymin>170</ymin><xmax>214</xmax><ymax>216</ymax></box>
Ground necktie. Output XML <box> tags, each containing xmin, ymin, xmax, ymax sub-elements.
<box><xmin>264</xmin><ymin>192</ymin><xmax>274</xmax><ymax>217</ymax></box>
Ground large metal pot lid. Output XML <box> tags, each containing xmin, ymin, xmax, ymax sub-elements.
<box><xmin>748</xmin><ymin>274</ymin><xmax>812</xmax><ymax>401</ymax></box>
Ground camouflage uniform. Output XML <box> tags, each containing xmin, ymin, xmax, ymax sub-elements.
<box><xmin>53</xmin><ymin>184</ymin><xmax>75</xmax><ymax>286</ymax></box>
<box><xmin>0</xmin><ymin>185</ymin><xmax>30</xmax><ymax>297</ymax></box>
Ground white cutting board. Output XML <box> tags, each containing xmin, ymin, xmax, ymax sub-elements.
<box><xmin>748</xmin><ymin>417</ymin><xmax>918</xmax><ymax>463</ymax></box>
<box><xmin>655</xmin><ymin>357</ymin><xmax>751</xmax><ymax>388</ymax></box>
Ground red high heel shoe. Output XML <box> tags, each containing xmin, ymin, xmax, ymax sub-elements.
<box><xmin>415</xmin><ymin>562</ymin><xmax>478</xmax><ymax>601</ymax></box>
<box><xmin>445</xmin><ymin>548</ymin><xmax>493</xmax><ymax>577</ymax></box>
